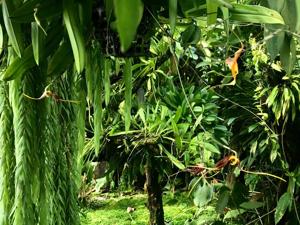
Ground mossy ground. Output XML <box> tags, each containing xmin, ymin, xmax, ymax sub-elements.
<box><xmin>80</xmin><ymin>192</ymin><xmax>196</xmax><ymax>225</ymax></box>
<box><xmin>80</xmin><ymin>191</ymin><xmax>242</xmax><ymax>225</ymax></box>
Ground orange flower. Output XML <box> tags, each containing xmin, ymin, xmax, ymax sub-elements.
<box><xmin>225</xmin><ymin>43</ymin><xmax>244</xmax><ymax>84</ymax></box>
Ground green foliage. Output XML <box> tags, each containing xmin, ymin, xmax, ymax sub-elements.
<box><xmin>81</xmin><ymin>192</ymin><xmax>196</xmax><ymax>225</ymax></box>
<box><xmin>2</xmin><ymin>0</ymin><xmax>23</xmax><ymax>57</ymax></box>
<box><xmin>63</xmin><ymin>0</ymin><xmax>86</xmax><ymax>73</ymax></box>
<box><xmin>113</xmin><ymin>0</ymin><xmax>144</xmax><ymax>52</ymax></box>
<box><xmin>193</xmin><ymin>183</ymin><xmax>213</xmax><ymax>207</ymax></box>
<box><xmin>0</xmin><ymin>83</ymin><xmax>15</xmax><ymax>225</ymax></box>
<box><xmin>0</xmin><ymin>0</ymin><xmax>300</xmax><ymax>224</ymax></box>
<box><xmin>229</xmin><ymin>4</ymin><xmax>285</xmax><ymax>24</ymax></box>
<box><xmin>275</xmin><ymin>192</ymin><xmax>292</xmax><ymax>224</ymax></box>
<box><xmin>124</xmin><ymin>58</ymin><xmax>132</xmax><ymax>132</ymax></box>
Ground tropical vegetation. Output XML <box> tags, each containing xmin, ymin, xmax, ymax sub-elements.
<box><xmin>0</xmin><ymin>0</ymin><xmax>299</xmax><ymax>225</ymax></box>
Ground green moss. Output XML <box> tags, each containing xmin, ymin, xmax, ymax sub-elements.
<box><xmin>80</xmin><ymin>192</ymin><xmax>196</xmax><ymax>225</ymax></box>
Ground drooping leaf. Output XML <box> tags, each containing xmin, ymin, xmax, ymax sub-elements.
<box><xmin>124</xmin><ymin>58</ymin><xmax>132</xmax><ymax>132</ymax></box>
<box><xmin>220</xmin><ymin>6</ymin><xmax>229</xmax><ymax>35</ymax></box>
<box><xmin>113</xmin><ymin>0</ymin><xmax>144</xmax><ymax>52</ymax></box>
<box><xmin>295</xmin><ymin>0</ymin><xmax>300</xmax><ymax>32</ymax></box>
<box><xmin>31</xmin><ymin>22</ymin><xmax>45</xmax><ymax>65</ymax></box>
<box><xmin>280</xmin><ymin>35</ymin><xmax>296</xmax><ymax>75</ymax></box>
<box><xmin>104</xmin><ymin>58</ymin><xmax>111</xmax><ymax>107</ymax></box>
<box><xmin>2</xmin><ymin>23</ymin><xmax>63</xmax><ymax>80</ymax></box>
<box><xmin>2</xmin><ymin>0</ymin><xmax>23</xmax><ymax>57</ymax></box>
<box><xmin>169</xmin><ymin>0</ymin><xmax>177</xmax><ymax>35</ymax></box>
<box><xmin>266</xmin><ymin>86</ymin><xmax>279</xmax><ymax>107</ymax></box>
<box><xmin>275</xmin><ymin>192</ymin><xmax>292</xmax><ymax>224</ymax></box>
<box><xmin>207</xmin><ymin>0</ymin><xmax>219</xmax><ymax>25</ymax></box>
<box><xmin>63</xmin><ymin>0</ymin><xmax>86</xmax><ymax>73</ymax></box>
<box><xmin>94</xmin><ymin>53</ymin><xmax>104</xmax><ymax>156</ymax></box>
<box><xmin>160</xmin><ymin>144</ymin><xmax>185</xmax><ymax>170</ymax></box>
<box><xmin>0</xmin><ymin>25</ymin><xmax>3</xmax><ymax>55</ymax></box>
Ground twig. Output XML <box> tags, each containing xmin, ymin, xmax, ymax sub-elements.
<box><xmin>240</xmin><ymin>168</ymin><xmax>286</xmax><ymax>182</ymax></box>
<box><xmin>245</xmin><ymin>208</ymin><xmax>276</xmax><ymax>225</ymax></box>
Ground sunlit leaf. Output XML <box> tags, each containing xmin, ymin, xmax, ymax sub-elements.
<box><xmin>207</xmin><ymin>0</ymin><xmax>219</xmax><ymax>25</ymax></box>
<box><xmin>275</xmin><ymin>192</ymin><xmax>292</xmax><ymax>224</ymax></box>
<box><xmin>204</xmin><ymin>142</ymin><xmax>220</xmax><ymax>154</ymax></box>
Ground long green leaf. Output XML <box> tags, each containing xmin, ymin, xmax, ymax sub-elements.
<box><xmin>160</xmin><ymin>144</ymin><xmax>185</xmax><ymax>170</ymax></box>
<box><xmin>207</xmin><ymin>0</ymin><xmax>219</xmax><ymax>25</ymax></box>
<box><xmin>169</xmin><ymin>0</ymin><xmax>177</xmax><ymax>34</ymax></box>
<box><xmin>266</xmin><ymin>86</ymin><xmax>279</xmax><ymax>107</ymax></box>
<box><xmin>295</xmin><ymin>0</ymin><xmax>300</xmax><ymax>32</ymax></box>
<box><xmin>124</xmin><ymin>58</ymin><xmax>132</xmax><ymax>132</ymax></box>
<box><xmin>2</xmin><ymin>0</ymin><xmax>23</xmax><ymax>57</ymax></box>
<box><xmin>113</xmin><ymin>0</ymin><xmax>144</xmax><ymax>52</ymax></box>
<box><xmin>85</xmin><ymin>48</ymin><xmax>94</xmax><ymax>103</ymax></box>
<box><xmin>0</xmin><ymin>25</ymin><xmax>3</xmax><ymax>55</ymax></box>
<box><xmin>94</xmin><ymin>52</ymin><xmax>103</xmax><ymax>156</ymax></box>
<box><xmin>2</xmin><ymin>24</ymin><xmax>63</xmax><ymax>81</ymax></box>
<box><xmin>63</xmin><ymin>0</ymin><xmax>86</xmax><ymax>73</ymax></box>
<box><xmin>280</xmin><ymin>35</ymin><xmax>296</xmax><ymax>75</ymax></box>
<box><xmin>31</xmin><ymin>22</ymin><xmax>45</xmax><ymax>65</ymax></box>
<box><xmin>275</xmin><ymin>192</ymin><xmax>292</xmax><ymax>224</ymax></box>
<box><xmin>104</xmin><ymin>58</ymin><xmax>111</xmax><ymax>106</ymax></box>
<box><xmin>229</xmin><ymin>4</ymin><xmax>285</xmax><ymax>24</ymax></box>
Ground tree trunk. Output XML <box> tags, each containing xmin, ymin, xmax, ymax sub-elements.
<box><xmin>145</xmin><ymin>152</ymin><xmax>164</xmax><ymax>225</ymax></box>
